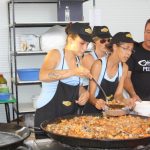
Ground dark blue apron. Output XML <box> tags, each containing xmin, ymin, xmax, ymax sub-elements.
<box><xmin>84</xmin><ymin>59</ymin><xmax>119</xmax><ymax>114</ymax></box>
<box><xmin>34</xmin><ymin>53</ymin><xmax>80</xmax><ymax>139</ymax></box>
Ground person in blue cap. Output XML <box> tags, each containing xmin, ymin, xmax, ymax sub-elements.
<box><xmin>85</xmin><ymin>32</ymin><xmax>135</xmax><ymax>113</ymax></box>
<box><xmin>34</xmin><ymin>22</ymin><xmax>93</xmax><ymax>139</ymax></box>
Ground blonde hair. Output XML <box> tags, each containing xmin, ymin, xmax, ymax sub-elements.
<box><xmin>92</xmin><ymin>36</ymin><xmax>100</xmax><ymax>50</ymax></box>
<box><xmin>92</xmin><ymin>36</ymin><xmax>100</xmax><ymax>43</ymax></box>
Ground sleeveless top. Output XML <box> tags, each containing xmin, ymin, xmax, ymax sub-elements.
<box><xmin>36</xmin><ymin>49</ymin><xmax>80</xmax><ymax>108</ymax></box>
<box><xmin>82</xmin><ymin>50</ymin><xmax>98</xmax><ymax>86</ymax></box>
<box><xmin>95</xmin><ymin>56</ymin><xmax>123</xmax><ymax>97</ymax></box>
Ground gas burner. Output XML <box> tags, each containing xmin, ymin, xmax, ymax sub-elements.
<box><xmin>24</xmin><ymin>139</ymin><xmax>150</xmax><ymax>150</ymax></box>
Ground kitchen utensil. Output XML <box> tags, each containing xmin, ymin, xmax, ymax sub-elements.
<box><xmin>107</xmin><ymin>103</ymin><xmax>125</xmax><ymax>109</ymax></box>
<box><xmin>91</xmin><ymin>77</ymin><xmax>129</xmax><ymax>116</ymax></box>
<box><xmin>0</xmin><ymin>123</ymin><xmax>30</xmax><ymax>149</ymax></box>
<box><xmin>103</xmin><ymin>106</ymin><xmax>130</xmax><ymax>117</ymax></box>
<box><xmin>40</xmin><ymin>114</ymin><xmax>150</xmax><ymax>149</ymax></box>
<box><xmin>17</xmin><ymin>68</ymin><xmax>40</xmax><ymax>81</ymax></box>
<box><xmin>91</xmin><ymin>77</ymin><xmax>110</xmax><ymax>103</ymax></box>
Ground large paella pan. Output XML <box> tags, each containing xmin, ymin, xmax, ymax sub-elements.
<box><xmin>40</xmin><ymin>114</ymin><xmax>150</xmax><ymax>149</ymax></box>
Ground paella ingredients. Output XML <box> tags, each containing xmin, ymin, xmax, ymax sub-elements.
<box><xmin>46</xmin><ymin>115</ymin><xmax>150</xmax><ymax>140</ymax></box>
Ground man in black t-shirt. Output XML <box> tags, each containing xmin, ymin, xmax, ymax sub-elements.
<box><xmin>124</xmin><ymin>19</ymin><xmax>150</xmax><ymax>101</ymax></box>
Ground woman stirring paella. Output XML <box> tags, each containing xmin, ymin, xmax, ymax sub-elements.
<box><xmin>84</xmin><ymin>32</ymin><xmax>136</xmax><ymax>113</ymax></box>
<box><xmin>34</xmin><ymin>22</ymin><xmax>93</xmax><ymax>139</ymax></box>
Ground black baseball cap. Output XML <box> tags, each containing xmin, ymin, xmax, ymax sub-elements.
<box><xmin>110</xmin><ymin>32</ymin><xmax>134</xmax><ymax>45</ymax></box>
<box><xmin>92</xmin><ymin>26</ymin><xmax>112</xmax><ymax>39</ymax></box>
<box><xmin>68</xmin><ymin>22</ymin><xmax>93</xmax><ymax>42</ymax></box>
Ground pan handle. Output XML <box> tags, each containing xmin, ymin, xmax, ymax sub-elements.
<box><xmin>28</xmin><ymin>127</ymin><xmax>44</xmax><ymax>134</ymax></box>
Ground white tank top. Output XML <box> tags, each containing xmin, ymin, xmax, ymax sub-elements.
<box><xmin>82</xmin><ymin>49</ymin><xmax>98</xmax><ymax>86</ymax></box>
<box><xmin>95</xmin><ymin>56</ymin><xmax>123</xmax><ymax>97</ymax></box>
<box><xmin>36</xmin><ymin>49</ymin><xmax>80</xmax><ymax>108</ymax></box>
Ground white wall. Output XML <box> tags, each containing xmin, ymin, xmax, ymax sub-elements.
<box><xmin>83</xmin><ymin>0</ymin><xmax>150</xmax><ymax>41</ymax></box>
<box><xmin>0</xmin><ymin>0</ymin><xmax>150</xmax><ymax>122</ymax></box>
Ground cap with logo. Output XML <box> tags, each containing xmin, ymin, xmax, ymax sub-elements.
<box><xmin>92</xmin><ymin>26</ymin><xmax>112</xmax><ymax>39</ymax></box>
<box><xmin>110</xmin><ymin>32</ymin><xmax>134</xmax><ymax>45</ymax></box>
<box><xmin>68</xmin><ymin>22</ymin><xmax>93</xmax><ymax>42</ymax></box>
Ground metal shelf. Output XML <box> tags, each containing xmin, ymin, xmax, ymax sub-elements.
<box><xmin>8</xmin><ymin>0</ymin><xmax>89</xmax><ymax>124</ymax></box>
<box><xmin>16</xmin><ymin>81</ymin><xmax>41</xmax><ymax>85</ymax></box>
<box><xmin>11</xmin><ymin>78</ymin><xmax>41</xmax><ymax>85</ymax></box>
<box><xmin>8</xmin><ymin>0</ymin><xmax>88</xmax><ymax>4</ymax></box>
<box><xmin>9</xmin><ymin>21</ymin><xmax>89</xmax><ymax>28</ymax></box>
<box><xmin>11</xmin><ymin>51</ymin><xmax>47</xmax><ymax>56</ymax></box>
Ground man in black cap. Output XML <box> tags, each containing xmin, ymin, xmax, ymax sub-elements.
<box><xmin>34</xmin><ymin>22</ymin><xmax>93</xmax><ymax>139</ymax></box>
<box><xmin>124</xmin><ymin>19</ymin><xmax>150</xmax><ymax>101</ymax></box>
<box><xmin>82</xmin><ymin>26</ymin><xmax>112</xmax><ymax>89</ymax></box>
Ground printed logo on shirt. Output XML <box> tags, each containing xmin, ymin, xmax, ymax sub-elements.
<box><xmin>138</xmin><ymin>60</ymin><xmax>150</xmax><ymax>71</ymax></box>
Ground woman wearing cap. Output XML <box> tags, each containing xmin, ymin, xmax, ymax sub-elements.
<box><xmin>34</xmin><ymin>22</ymin><xmax>93</xmax><ymax>138</ymax></box>
<box><xmin>86</xmin><ymin>32</ymin><xmax>135</xmax><ymax>113</ymax></box>
<box><xmin>82</xmin><ymin>26</ymin><xmax>112</xmax><ymax>89</ymax></box>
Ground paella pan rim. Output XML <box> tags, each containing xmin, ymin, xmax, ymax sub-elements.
<box><xmin>40</xmin><ymin>114</ymin><xmax>150</xmax><ymax>148</ymax></box>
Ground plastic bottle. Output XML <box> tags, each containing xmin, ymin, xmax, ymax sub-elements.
<box><xmin>65</xmin><ymin>6</ymin><xmax>70</xmax><ymax>21</ymax></box>
<box><xmin>0</xmin><ymin>74</ymin><xmax>9</xmax><ymax>93</ymax></box>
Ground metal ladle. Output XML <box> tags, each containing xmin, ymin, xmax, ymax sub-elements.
<box><xmin>91</xmin><ymin>77</ymin><xmax>111</xmax><ymax>103</ymax></box>
<box><xmin>91</xmin><ymin>77</ymin><xmax>130</xmax><ymax>116</ymax></box>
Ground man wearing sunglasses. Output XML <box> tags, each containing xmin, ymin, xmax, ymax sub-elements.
<box><xmin>82</xmin><ymin>26</ymin><xmax>112</xmax><ymax>89</ymax></box>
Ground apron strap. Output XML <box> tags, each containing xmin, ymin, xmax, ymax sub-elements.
<box><xmin>94</xmin><ymin>51</ymin><xmax>99</xmax><ymax>59</ymax></box>
<box><xmin>61</xmin><ymin>50</ymin><xmax>65</xmax><ymax>70</ymax></box>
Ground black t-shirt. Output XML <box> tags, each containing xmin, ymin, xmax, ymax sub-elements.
<box><xmin>127</xmin><ymin>42</ymin><xmax>150</xmax><ymax>100</ymax></box>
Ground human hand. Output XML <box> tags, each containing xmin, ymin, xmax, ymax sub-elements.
<box><xmin>132</xmin><ymin>94</ymin><xmax>141</xmax><ymax>102</ymax></box>
<box><xmin>76</xmin><ymin>91</ymin><xmax>89</xmax><ymax>106</ymax></box>
<box><xmin>125</xmin><ymin>98</ymin><xmax>136</xmax><ymax>109</ymax></box>
<box><xmin>74</xmin><ymin>66</ymin><xmax>92</xmax><ymax>79</ymax></box>
<box><xmin>95</xmin><ymin>99</ymin><xmax>106</xmax><ymax>110</ymax></box>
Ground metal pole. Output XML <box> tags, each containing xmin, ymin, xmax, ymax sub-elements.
<box><xmin>93</xmin><ymin>0</ymin><xmax>95</xmax><ymax>7</ymax></box>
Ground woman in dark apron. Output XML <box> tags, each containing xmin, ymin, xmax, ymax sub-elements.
<box><xmin>34</xmin><ymin>22</ymin><xmax>93</xmax><ymax>139</ymax></box>
<box><xmin>84</xmin><ymin>32</ymin><xmax>135</xmax><ymax>113</ymax></box>
<box><xmin>82</xmin><ymin>26</ymin><xmax>112</xmax><ymax>90</ymax></box>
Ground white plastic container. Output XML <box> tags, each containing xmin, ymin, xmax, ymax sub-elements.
<box><xmin>134</xmin><ymin>101</ymin><xmax>150</xmax><ymax>117</ymax></box>
<box><xmin>32</xmin><ymin>95</ymin><xmax>39</xmax><ymax>109</ymax></box>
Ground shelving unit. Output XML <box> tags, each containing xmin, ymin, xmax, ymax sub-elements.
<box><xmin>8</xmin><ymin>0</ymin><xmax>89</xmax><ymax>124</ymax></box>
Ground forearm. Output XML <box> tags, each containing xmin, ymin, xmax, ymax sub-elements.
<box><xmin>124</xmin><ymin>78</ymin><xmax>137</xmax><ymax>97</ymax></box>
<box><xmin>89</xmin><ymin>95</ymin><xmax>97</xmax><ymax>106</ymax></box>
<box><xmin>40</xmin><ymin>69</ymin><xmax>75</xmax><ymax>82</ymax></box>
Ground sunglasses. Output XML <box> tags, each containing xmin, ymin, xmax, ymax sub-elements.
<box><xmin>100</xmin><ymin>39</ymin><xmax>111</xmax><ymax>44</ymax></box>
